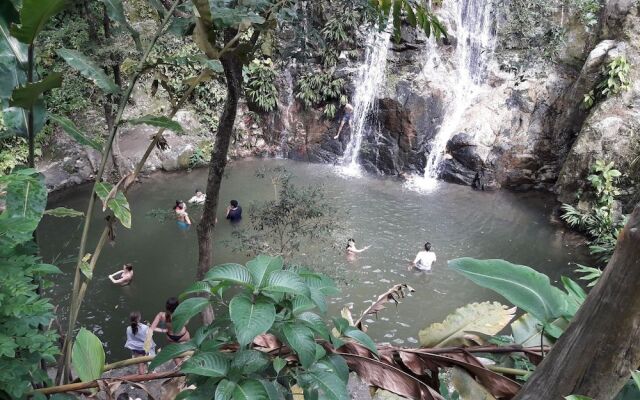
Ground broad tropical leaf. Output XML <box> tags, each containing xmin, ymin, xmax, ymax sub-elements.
<box><xmin>510</xmin><ymin>313</ymin><xmax>568</xmax><ymax>346</ymax></box>
<box><xmin>44</xmin><ymin>206</ymin><xmax>84</xmax><ymax>218</ymax></box>
<box><xmin>316</xmin><ymin>355</ymin><xmax>349</xmax><ymax>384</ymax></box>
<box><xmin>107</xmin><ymin>190</ymin><xmax>131</xmax><ymax>228</ymax></box>
<box><xmin>232</xmin><ymin>379</ymin><xmax>269</xmax><ymax>400</ymax></box>
<box><xmin>246</xmin><ymin>254</ymin><xmax>282</xmax><ymax>288</ymax></box>
<box><xmin>304</xmin><ymin>367</ymin><xmax>349</xmax><ymax>400</ymax></box>
<box><xmin>180</xmin><ymin>352</ymin><xmax>229</xmax><ymax>377</ymax></box>
<box><xmin>230</xmin><ymin>350</ymin><xmax>270</xmax><ymax>375</ymax></box>
<box><xmin>149</xmin><ymin>342</ymin><xmax>196</xmax><ymax>370</ymax></box>
<box><xmin>561</xmin><ymin>276</ymin><xmax>587</xmax><ymax>317</ymax></box>
<box><xmin>10</xmin><ymin>0</ymin><xmax>66</xmax><ymax>44</ymax></box>
<box><xmin>229</xmin><ymin>295</ymin><xmax>276</xmax><ymax>346</ymax></box>
<box><xmin>449</xmin><ymin>258</ymin><xmax>569</xmax><ymax>322</ymax></box>
<box><xmin>215</xmin><ymin>379</ymin><xmax>236</xmax><ymax>400</ymax></box>
<box><xmin>281</xmin><ymin>322</ymin><xmax>316</xmax><ymax>368</ymax></box>
<box><xmin>50</xmin><ymin>114</ymin><xmax>102</xmax><ymax>151</ymax></box>
<box><xmin>451</xmin><ymin>367</ymin><xmax>497</xmax><ymax>400</ymax></box>
<box><xmin>72</xmin><ymin>328</ymin><xmax>105</xmax><ymax>383</ymax></box>
<box><xmin>263</xmin><ymin>270</ymin><xmax>310</xmax><ymax>297</ymax></box>
<box><xmin>56</xmin><ymin>49</ymin><xmax>119</xmax><ymax>94</ymax></box>
<box><xmin>4</xmin><ymin>170</ymin><xmax>47</xmax><ymax>236</ymax></box>
<box><xmin>171</xmin><ymin>297</ymin><xmax>210</xmax><ymax>332</ymax></box>
<box><xmin>127</xmin><ymin>115</ymin><xmax>184</xmax><ymax>133</ymax></box>
<box><xmin>419</xmin><ymin>302</ymin><xmax>515</xmax><ymax>348</ymax></box>
<box><xmin>205</xmin><ymin>263</ymin><xmax>252</xmax><ymax>286</ymax></box>
<box><xmin>9</xmin><ymin>73</ymin><xmax>62</xmax><ymax>109</ymax></box>
<box><xmin>297</xmin><ymin>311</ymin><xmax>330</xmax><ymax>341</ymax></box>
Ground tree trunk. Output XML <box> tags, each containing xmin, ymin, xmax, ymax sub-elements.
<box><xmin>515</xmin><ymin>203</ymin><xmax>640</xmax><ymax>400</ymax></box>
<box><xmin>196</xmin><ymin>52</ymin><xmax>243</xmax><ymax>324</ymax></box>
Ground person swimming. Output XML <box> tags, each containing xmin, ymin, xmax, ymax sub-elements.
<box><xmin>226</xmin><ymin>200</ymin><xmax>242</xmax><ymax>222</ymax></box>
<box><xmin>188</xmin><ymin>189</ymin><xmax>206</xmax><ymax>204</ymax></box>
<box><xmin>173</xmin><ymin>200</ymin><xmax>191</xmax><ymax>228</ymax></box>
<box><xmin>125</xmin><ymin>311</ymin><xmax>155</xmax><ymax>374</ymax></box>
<box><xmin>148</xmin><ymin>297</ymin><xmax>191</xmax><ymax>366</ymax></box>
<box><xmin>412</xmin><ymin>242</ymin><xmax>436</xmax><ymax>271</ymax></box>
<box><xmin>108</xmin><ymin>264</ymin><xmax>134</xmax><ymax>285</ymax></box>
<box><xmin>346</xmin><ymin>238</ymin><xmax>370</xmax><ymax>254</ymax></box>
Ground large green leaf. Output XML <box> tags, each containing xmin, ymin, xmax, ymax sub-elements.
<box><xmin>180</xmin><ymin>351</ymin><xmax>229</xmax><ymax>377</ymax></box>
<box><xmin>230</xmin><ymin>350</ymin><xmax>270</xmax><ymax>375</ymax></box>
<box><xmin>296</xmin><ymin>311</ymin><xmax>330</xmax><ymax>341</ymax></box>
<box><xmin>10</xmin><ymin>0</ymin><xmax>66</xmax><ymax>45</ymax></box>
<box><xmin>127</xmin><ymin>115</ymin><xmax>184</xmax><ymax>133</ymax></box>
<box><xmin>263</xmin><ymin>270</ymin><xmax>310</xmax><ymax>297</ymax></box>
<box><xmin>171</xmin><ymin>297</ymin><xmax>211</xmax><ymax>332</ymax></box>
<box><xmin>0</xmin><ymin>2</ymin><xmax>27</xmax><ymax>65</ymax></box>
<box><xmin>205</xmin><ymin>263</ymin><xmax>252</xmax><ymax>286</ymax></box>
<box><xmin>510</xmin><ymin>313</ymin><xmax>568</xmax><ymax>347</ymax></box>
<box><xmin>304</xmin><ymin>366</ymin><xmax>349</xmax><ymax>400</ymax></box>
<box><xmin>215</xmin><ymin>379</ymin><xmax>237</xmax><ymax>400</ymax></box>
<box><xmin>419</xmin><ymin>302</ymin><xmax>515</xmax><ymax>348</ymax></box>
<box><xmin>149</xmin><ymin>342</ymin><xmax>197</xmax><ymax>370</ymax></box>
<box><xmin>229</xmin><ymin>295</ymin><xmax>276</xmax><ymax>346</ymax></box>
<box><xmin>98</xmin><ymin>0</ymin><xmax>141</xmax><ymax>51</ymax></box>
<box><xmin>232</xmin><ymin>379</ymin><xmax>269</xmax><ymax>400</ymax></box>
<box><xmin>56</xmin><ymin>49</ymin><xmax>119</xmax><ymax>94</ymax></box>
<box><xmin>50</xmin><ymin>114</ymin><xmax>102</xmax><ymax>151</ymax></box>
<box><xmin>107</xmin><ymin>190</ymin><xmax>131</xmax><ymax>228</ymax></box>
<box><xmin>449</xmin><ymin>258</ymin><xmax>569</xmax><ymax>322</ymax></box>
<box><xmin>71</xmin><ymin>328</ymin><xmax>105</xmax><ymax>383</ymax></box>
<box><xmin>246</xmin><ymin>255</ymin><xmax>283</xmax><ymax>288</ymax></box>
<box><xmin>9</xmin><ymin>72</ymin><xmax>62</xmax><ymax>109</ymax></box>
<box><xmin>281</xmin><ymin>322</ymin><xmax>316</xmax><ymax>368</ymax></box>
<box><xmin>4</xmin><ymin>170</ymin><xmax>47</xmax><ymax>238</ymax></box>
<box><xmin>561</xmin><ymin>276</ymin><xmax>586</xmax><ymax>317</ymax></box>
<box><xmin>316</xmin><ymin>355</ymin><xmax>349</xmax><ymax>384</ymax></box>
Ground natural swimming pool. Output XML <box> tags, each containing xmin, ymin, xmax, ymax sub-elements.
<box><xmin>39</xmin><ymin>158</ymin><xmax>591</xmax><ymax>360</ymax></box>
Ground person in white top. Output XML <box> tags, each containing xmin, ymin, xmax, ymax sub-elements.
<box><xmin>412</xmin><ymin>242</ymin><xmax>436</xmax><ymax>271</ymax></box>
<box><xmin>188</xmin><ymin>189</ymin><xmax>206</xmax><ymax>204</ymax></box>
<box><xmin>125</xmin><ymin>311</ymin><xmax>156</xmax><ymax>374</ymax></box>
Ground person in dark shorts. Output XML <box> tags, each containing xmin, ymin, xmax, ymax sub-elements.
<box><xmin>125</xmin><ymin>311</ymin><xmax>155</xmax><ymax>374</ymax></box>
<box><xmin>333</xmin><ymin>103</ymin><xmax>354</xmax><ymax>139</ymax></box>
<box><xmin>226</xmin><ymin>199</ymin><xmax>242</xmax><ymax>222</ymax></box>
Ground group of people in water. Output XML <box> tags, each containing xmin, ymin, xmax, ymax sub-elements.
<box><xmin>172</xmin><ymin>189</ymin><xmax>243</xmax><ymax>229</ymax></box>
<box><xmin>346</xmin><ymin>238</ymin><xmax>437</xmax><ymax>271</ymax></box>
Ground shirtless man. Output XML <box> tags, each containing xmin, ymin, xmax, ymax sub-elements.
<box><xmin>333</xmin><ymin>103</ymin><xmax>354</xmax><ymax>140</ymax></box>
<box><xmin>109</xmin><ymin>264</ymin><xmax>134</xmax><ymax>285</ymax></box>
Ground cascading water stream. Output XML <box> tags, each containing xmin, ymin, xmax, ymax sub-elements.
<box><xmin>277</xmin><ymin>67</ymin><xmax>295</xmax><ymax>158</ymax></box>
<box><xmin>340</xmin><ymin>26</ymin><xmax>392</xmax><ymax>175</ymax></box>
<box><xmin>414</xmin><ymin>0</ymin><xmax>496</xmax><ymax>190</ymax></box>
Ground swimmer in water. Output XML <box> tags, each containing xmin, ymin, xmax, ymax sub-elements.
<box><xmin>108</xmin><ymin>264</ymin><xmax>134</xmax><ymax>285</ymax></box>
<box><xmin>188</xmin><ymin>189</ymin><xmax>206</xmax><ymax>205</ymax></box>
<box><xmin>346</xmin><ymin>238</ymin><xmax>370</xmax><ymax>254</ymax></box>
<box><xmin>411</xmin><ymin>242</ymin><xmax>436</xmax><ymax>271</ymax></box>
<box><xmin>173</xmin><ymin>200</ymin><xmax>191</xmax><ymax>228</ymax></box>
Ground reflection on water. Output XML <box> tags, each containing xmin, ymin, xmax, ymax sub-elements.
<box><xmin>39</xmin><ymin>159</ymin><xmax>590</xmax><ymax>360</ymax></box>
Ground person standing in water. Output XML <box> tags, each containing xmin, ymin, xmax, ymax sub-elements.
<box><xmin>346</xmin><ymin>238</ymin><xmax>370</xmax><ymax>254</ymax></box>
<box><xmin>226</xmin><ymin>200</ymin><xmax>242</xmax><ymax>222</ymax></box>
<box><xmin>108</xmin><ymin>264</ymin><xmax>134</xmax><ymax>285</ymax></box>
<box><xmin>125</xmin><ymin>311</ymin><xmax>155</xmax><ymax>374</ymax></box>
<box><xmin>412</xmin><ymin>242</ymin><xmax>436</xmax><ymax>271</ymax></box>
<box><xmin>173</xmin><ymin>200</ymin><xmax>191</xmax><ymax>228</ymax></box>
<box><xmin>333</xmin><ymin>103</ymin><xmax>354</xmax><ymax>140</ymax></box>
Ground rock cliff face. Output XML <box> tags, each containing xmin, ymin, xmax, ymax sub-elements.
<box><xmin>267</xmin><ymin>0</ymin><xmax>639</xmax><ymax>205</ymax></box>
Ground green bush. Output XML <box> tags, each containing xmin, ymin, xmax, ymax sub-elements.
<box><xmin>244</xmin><ymin>58</ymin><xmax>279</xmax><ymax>112</ymax></box>
<box><xmin>0</xmin><ymin>170</ymin><xmax>61</xmax><ymax>399</ymax></box>
<box><xmin>583</xmin><ymin>56</ymin><xmax>631</xmax><ymax>108</ymax></box>
<box><xmin>295</xmin><ymin>70</ymin><xmax>345</xmax><ymax>119</ymax></box>
<box><xmin>561</xmin><ymin>160</ymin><xmax>627</xmax><ymax>262</ymax></box>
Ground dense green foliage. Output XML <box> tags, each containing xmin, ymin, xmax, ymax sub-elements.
<box><xmin>0</xmin><ymin>169</ymin><xmax>61</xmax><ymax>399</ymax></box>
<box><xmin>583</xmin><ymin>56</ymin><xmax>631</xmax><ymax>109</ymax></box>
<box><xmin>155</xmin><ymin>255</ymin><xmax>371</xmax><ymax>400</ymax></box>
<box><xmin>562</xmin><ymin>160</ymin><xmax>627</xmax><ymax>262</ymax></box>
<box><xmin>244</xmin><ymin>58</ymin><xmax>279</xmax><ymax>112</ymax></box>
<box><xmin>295</xmin><ymin>70</ymin><xmax>346</xmax><ymax>119</ymax></box>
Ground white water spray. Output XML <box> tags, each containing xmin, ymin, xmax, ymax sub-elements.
<box><xmin>412</xmin><ymin>0</ymin><xmax>496</xmax><ymax>190</ymax></box>
<box><xmin>340</xmin><ymin>26</ymin><xmax>392</xmax><ymax>176</ymax></box>
<box><xmin>277</xmin><ymin>67</ymin><xmax>295</xmax><ymax>158</ymax></box>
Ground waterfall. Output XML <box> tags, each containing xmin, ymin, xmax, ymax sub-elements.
<box><xmin>277</xmin><ymin>67</ymin><xmax>295</xmax><ymax>158</ymax></box>
<box><xmin>340</xmin><ymin>26</ymin><xmax>392</xmax><ymax>175</ymax></box>
<box><xmin>417</xmin><ymin>0</ymin><xmax>496</xmax><ymax>189</ymax></box>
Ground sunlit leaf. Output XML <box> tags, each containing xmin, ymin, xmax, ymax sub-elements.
<box><xmin>72</xmin><ymin>328</ymin><xmax>105</xmax><ymax>383</ymax></box>
<box><xmin>127</xmin><ymin>114</ymin><xmax>184</xmax><ymax>133</ymax></box>
<box><xmin>44</xmin><ymin>206</ymin><xmax>84</xmax><ymax>218</ymax></box>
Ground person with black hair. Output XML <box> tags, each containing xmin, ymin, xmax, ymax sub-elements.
<box><xmin>109</xmin><ymin>264</ymin><xmax>134</xmax><ymax>285</ymax></box>
<box><xmin>226</xmin><ymin>199</ymin><xmax>242</xmax><ymax>222</ymax></box>
<box><xmin>188</xmin><ymin>189</ymin><xmax>206</xmax><ymax>204</ymax></box>
<box><xmin>125</xmin><ymin>311</ymin><xmax>155</xmax><ymax>374</ymax></box>
<box><xmin>148</xmin><ymin>297</ymin><xmax>191</xmax><ymax>366</ymax></box>
<box><xmin>173</xmin><ymin>200</ymin><xmax>191</xmax><ymax>229</ymax></box>
<box><xmin>412</xmin><ymin>242</ymin><xmax>436</xmax><ymax>271</ymax></box>
<box><xmin>346</xmin><ymin>238</ymin><xmax>370</xmax><ymax>254</ymax></box>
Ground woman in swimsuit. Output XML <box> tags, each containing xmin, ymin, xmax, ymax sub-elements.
<box><xmin>149</xmin><ymin>297</ymin><xmax>191</xmax><ymax>366</ymax></box>
<box><xmin>173</xmin><ymin>200</ymin><xmax>191</xmax><ymax>229</ymax></box>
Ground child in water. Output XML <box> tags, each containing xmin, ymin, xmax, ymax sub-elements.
<box><xmin>125</xmin><ymin>311</ymin><xmax>155</xmax><ymax>374</ymax></box>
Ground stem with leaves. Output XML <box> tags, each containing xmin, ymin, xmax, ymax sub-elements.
<box><xmin>57</xmin><ymin>1</ymin><xmax>182</xmax><ymax>384</ymax></box>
